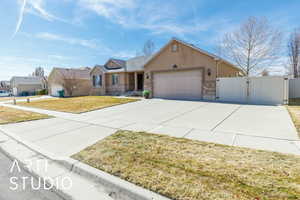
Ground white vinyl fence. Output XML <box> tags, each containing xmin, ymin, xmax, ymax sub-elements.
<box><xmin>216</xmin><ymin>76</ymin><xmax>289</xmax><ymax>105</ymax></box>
<box><xmin>289</xmin><ymin>78</ymin><xmax>300</xmax><ymax>98</ymax></box>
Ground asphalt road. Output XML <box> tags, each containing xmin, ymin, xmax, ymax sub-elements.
<box><xmin>0</xmin><ymin>151</ymin><xmax>64</xmax><ymax>200</ymax></box>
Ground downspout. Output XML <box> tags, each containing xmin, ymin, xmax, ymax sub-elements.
<box><xmin>214</xmin><ymin>58</ymin><xmax>220</xmax><ymax>100</ymax></box>
<box><xmin>124</xmin><ymin>61</ymin><xmax>128</xmax><ymax>93</ymax></box>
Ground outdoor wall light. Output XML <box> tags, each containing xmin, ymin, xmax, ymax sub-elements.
<box><xmin>207</xmin><ymin>69</ymin><xmax>211</xmax><ymax>76</ymax></box>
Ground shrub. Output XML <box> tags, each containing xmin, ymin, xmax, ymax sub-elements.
<box><xmin>143</xmin><ymin>90</ymin><xmax>150</xmax><ymax>99</ymax></box>
<box><xmin>37</xmin><ymin>89</ymin><xmax>48</xmax><ymax>95</ymax></box>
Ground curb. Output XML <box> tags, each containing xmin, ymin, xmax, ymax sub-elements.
<box><xmin>0</xmin><ymin>128</ymin><xmax>170</xmax><ymax>200</ymax></box>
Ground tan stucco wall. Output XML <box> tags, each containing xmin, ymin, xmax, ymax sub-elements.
<box><xmin>105</xmin><ymin>72</ymin><xmax>127</xmax><ymax>94</ymax></box>
<box><xmin>144</xmin><ymin>40</ymin><xmax>241</xmax><ymax>99</ymax></box>
<box><xmin>48</xmin><ymin>69</ymin><xmax>92</xmax><ymax>97</ymax></box>
<box><xmin>90</xmin><ymin>67</ymin><xmax>106</xmax><ymax>96</ymax></box>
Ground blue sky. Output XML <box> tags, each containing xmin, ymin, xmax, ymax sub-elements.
<box><xmin>0</xmin><ymin>0</ymin><xmax>299</xmax><ymax>80</ymax></box>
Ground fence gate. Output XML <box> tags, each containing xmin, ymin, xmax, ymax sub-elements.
<box><xmin>216</xmin><ymin>76</ymin><xmax>289</xmax><ymax>105</ymax></box>
<box><xmin>289</xmin><ymin>78</ymin><xmax>300</xmax><ymax>98</ymax></box>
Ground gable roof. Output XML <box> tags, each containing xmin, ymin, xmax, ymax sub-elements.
<box><xmin>10</xmin><ymin>76</ymin><xmax>44</xmax><ymax>86</ymax></box>
<box><xmin>92</xmin><ymin>55</ymin><xmax>152</xmax><ymax>74</ymax></box>
<box><xmin>53</xmin><ymin>67</ymin><xmax>91</xmax><ymax>80</ymax></box>
<box><xmin>104</xmin><ymin>58</ymin><xmax>126</xmax><ymax>68</ymax></box>
<box><xmin>143</xmin><ymin>37</ymin><xmax>244</xmax><ymax>74</ymax></box>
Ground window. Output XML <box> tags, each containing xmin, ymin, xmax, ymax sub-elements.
<box><xmin>172</xmin><ymin>44</ymin><xmax>178</xmax><ymax>52</ymax></box>
<box><xmin>93</xmin><ymin>75</ymin><xmax>102</xmax><ymax>87</ymax></box>
<box><xmin>112</xmin><ymin>74</ymin><xmax>119</xmax><ymax>85</ymax></box>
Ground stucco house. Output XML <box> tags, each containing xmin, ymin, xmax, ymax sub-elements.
<box><xmin>10</xmin><ymin>76</ymin><xmax>46</xmax><ymax>96</ymax></box>
<box><xmin>90</xmin><ymin>38</ymin><xmax>244</xmax><ymax>100</ymax></box>
<box><xmin>90</xmin><ymin>56</ymin><xmax>151</xmax><ymax>96</ymax></box>
<box><xmin>48</xmin><ymin>67</ymin><xmax>92</xmax><ymax>97</ymax></box>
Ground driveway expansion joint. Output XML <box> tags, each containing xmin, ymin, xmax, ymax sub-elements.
<box><xmin>159</xmin><ymin>103</ymin><xmax>209</xmax><ymax>125</ymax></box>
<box><xmin>210</xmin><ymin>105</ymin><xmax>242</xmax><ymax>131</ymax></box>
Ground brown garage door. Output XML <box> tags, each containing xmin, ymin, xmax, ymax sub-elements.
<box><xmin>153</xmin><ymin>70</ymin><xmax>202</xmax><ymax>100</ymax></box>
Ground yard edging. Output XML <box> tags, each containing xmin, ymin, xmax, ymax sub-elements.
<box><xmin>0</xmin><ymin>127</ymin><xmax>171</xmax><ymax>200</ymax></box>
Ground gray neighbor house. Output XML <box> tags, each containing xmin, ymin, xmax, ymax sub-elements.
<box><xmin>10</xmin><ymin>76</ymin><xmax>47</xmax><ymax>96</ymax></box>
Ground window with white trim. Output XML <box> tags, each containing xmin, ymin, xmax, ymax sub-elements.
<box><xmin>112</xmin><ymin>74</ymin><xmax>119</xmax><ymax>85</ymax></box>
<box><xmin>93</xmin><ymin>75</ymin><xmax>102</xmax><ymax>87</ymax></box>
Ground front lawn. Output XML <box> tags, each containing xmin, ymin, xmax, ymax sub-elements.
<box><xmin>17</xmin><ymin>96</ymin><xmax>139</xmax><ymax>113</ymax></box>
<box><xmin>0</xmin><ymin>106</ymin><xmax>51</xmax><ymax>124</ymax></box>
<box><xmin>72</xmin><ymin>130</ymin><xmax>300</xmax><ymax>200</ymax></box>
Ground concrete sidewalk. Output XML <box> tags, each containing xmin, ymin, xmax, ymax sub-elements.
<box><xmin>0</xmin><ymin>130</ymin><xmax>170</xmax><ymax>200</ymax></box>
<box><xmin>0</xmin><ymin>99</ymin><xmax>299</xmax><ymax>155</ymax></box>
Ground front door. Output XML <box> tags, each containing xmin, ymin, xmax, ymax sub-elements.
<box><xmin>137</xmin><ymin>73</ymin><xmax>144</xmax><ymax>91</ymax></box>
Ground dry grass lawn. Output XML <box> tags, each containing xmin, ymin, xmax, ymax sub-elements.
<box><xmin>17</xmin><ymin>96</ymin><xmax>139</xmax><ymax>113</ymax></box>
<box><xmin>73</xmin><ymin>130</ymin><xmax>300</xmax><ymax>200</ymax></box>
<box><xmin>0</xmin><ymin>106</ymin><xmax>50</xmax><ymax>124</ymax></box>
<box><xmin>287</xmin><ymin>107</ymin><xmax>300</xmax><ymax>137</ymax></box>
<box><xmin>287</xmin><ymin>98</ymin><xmax>300</xmax><ymax>137</ymax></box>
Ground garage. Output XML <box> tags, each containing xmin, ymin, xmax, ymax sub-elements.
<box><xmin>153</xmin><ymin>70</ymin><xmax>203</xmax><ymax>100</ymax></box>
<box><xmin>51</xmin><ymin>84</ymin><xmax>63</xmax><ymax>97</ymax></box>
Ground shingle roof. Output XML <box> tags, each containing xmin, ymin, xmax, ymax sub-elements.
<box><xmin>125</xmin><ymin>55</ymin><xmax>152</xmax><ymax>72</ymax></box>
<box><xmin>54</xmin><ymin>68</ymin><xmax>91</xmax><ymax>80</ymax></box>
<box><xmin>94</xmin><ymin>55</ymin><xmax>152</xmax><ymax>73</ymax></box>
<box><xmin>10</xmin><ymin>76</ymin><xmax>44</xmax><ymax>85</ymax></box>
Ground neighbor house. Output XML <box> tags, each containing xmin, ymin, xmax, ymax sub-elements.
<box><xmin>48</xmin><ymin>67</ymin><xmax>92</xmax><ymax>97</ymax></box>
<box><xmin>0</xmin><ymin>81</ymin><xmax>10</xmax><ymax>92</ymax></box>
<box><xmin>90</xmin><ymin>38</ymin><xmax>244</xmax><ymax>100</ymax></box>
<box><xmin>10</xmin><ymin>76</ymin><xmax>46</xmax><ymax>96</ymax></box>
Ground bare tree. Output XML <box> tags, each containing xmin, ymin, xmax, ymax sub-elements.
<box><xmin>59</xmin><ymin>70</ymin><xmax>79</xmax><ymax>97</ymax></box>
<box><xmin>288</xmin><ymin>29</ymin><xmax>300</xmax><ymax>78</ymax></box>
<box><xmin>33</xmin><ymin>67</ymin><xmax>45</xmax><ymax>77</ymax></box>
<box><xmin>218</xmin><ymin>17</ymin><xmax>282</xmax><ymax>76</ymax></box>
<box><xmin>142</xmin><ymin>39</ymin><xmax>155</xmax><ymax>56</ymax></box>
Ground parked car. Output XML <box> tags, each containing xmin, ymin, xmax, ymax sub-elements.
<box><xmin>0</xmin><ymin>90</ymin><xmax>11</xmax><ymax>97</ymax></box>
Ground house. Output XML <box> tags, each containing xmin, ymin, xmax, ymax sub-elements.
<box><xmin>90</xmin><ymin>38</ymin><xmax>244</xmax><ymax>100</ymax></box>
<box><xmin>90</xmin><ymin>56</ymin><xmax>151</xmax><ymax>96</ymax></box>
<box><xmin>0</xmin><ymin>81</ymin><xmax>10</xmax><ymax>92</ymax></box>
<box><xmin>48</xmin><ymin>67</ymin><xmax>92</xmax><ymax>97</ymax></box>
<box><xmin>10</xmin><ymin>76</ymin><xmax>46</xmax><ymax>96</ymax></box>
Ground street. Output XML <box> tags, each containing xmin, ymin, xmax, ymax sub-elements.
<box><xmin>0</xmin><ymin>151</ymin><xmax>63</xmax><ymax>200</ymax></box>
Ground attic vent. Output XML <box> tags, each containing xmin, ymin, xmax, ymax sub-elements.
<box><xmin>172</xmin><ymin>44</ymin><xmax>178</xmax><ymax>52</ymax></box>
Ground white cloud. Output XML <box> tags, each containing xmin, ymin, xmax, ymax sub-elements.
<box><xmin>13</xmin><ymin>0</ymin><xmax>27</xmax><ymax>38</ymax></box>
<box><xmin>13</xmin><ymin>0</ymin><xmax>67</xmax><ymax>38</ymax></box>
<box><xmin>77</xmin><ymin>0</ymin><xmax>218</xmax><ymax>36</ymax></box>
<box><xmin>24</xmin><ymin>0</ymin><xmax>67</xmax><ymax>22</ymax></box>
<box><xmin>48</xmin><ymin>55</ymin><xmax>72</xmax><ymax>60</ymax></box>
<box><xmin>36</xmin><ymin>32</ymin><xmax>98</xmax><ymax>49</ymax></box>
<box><xmin>112</xmin><ymin>51</ymin><xmax>136</xmax><ymax>59</ymax></box>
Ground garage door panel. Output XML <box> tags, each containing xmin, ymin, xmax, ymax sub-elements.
<box><xmin>153</xmin><ymin>70</ymin><xmax>202</xmax><ymax>100</ymax></box>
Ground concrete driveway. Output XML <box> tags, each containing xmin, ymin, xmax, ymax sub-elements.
<box><xmin>0</xmin><ymin>99</ymin><xmax>299</xmax><ymax>156</ymax></box>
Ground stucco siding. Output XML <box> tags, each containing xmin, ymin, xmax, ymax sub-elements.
<box><xmin>105</xmin><ymin>73</ymin><xmax>127</xmax><ymax>94</ymax></box>
<box><xmin>144</xmin><ymin>40</ymin><xmax>241</xmax><ymax>99</ymax></box>
<box><xmin>48</xmin><ymin>69</ymin><xmax>92</xmax><ymax>97</ymax></box>
<box><xmin>90</xmin><ymin>67</ymin><xmax>106</xmax><ymax>95</ymax></box>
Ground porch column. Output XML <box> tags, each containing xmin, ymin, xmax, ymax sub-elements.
<box><xmin>134</xmin><ymin>72</ymin><xmax>138</xmax><ymax>91</ymax></box>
